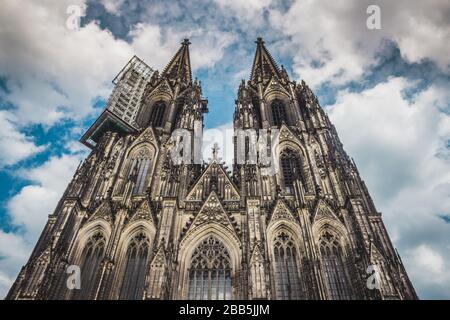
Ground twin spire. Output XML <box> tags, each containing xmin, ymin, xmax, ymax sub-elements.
<box><xmin>162</xmin><ymin>37</ymin><xmax>284</xmax><ymax>87</ymax></box>
<box><xmin>250</xmin><ymin>37</ymin><xmax>283</xmax><ymax>85</ymax></box>
<box><xmin>162</xmin><ymin>38</ymin><xmax>193</xmax><ymax>86</ymax></box>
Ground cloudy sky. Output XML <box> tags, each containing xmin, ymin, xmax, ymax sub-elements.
<box><xmin>0</xmin><ymin>0</ymin><xmax>449</xmax><ymax>299</ymax></box>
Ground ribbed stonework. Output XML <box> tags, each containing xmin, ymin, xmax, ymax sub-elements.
<box><xmin>7</xmin><ymin>39</ymin><xmax>417</xmax><ymax>300</ymax></box>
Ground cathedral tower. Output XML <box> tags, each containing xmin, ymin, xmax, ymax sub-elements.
<box><xmin>7</xmin><ymin>39</ymin><xmax>416</xmax><ymax>300</ymax></box>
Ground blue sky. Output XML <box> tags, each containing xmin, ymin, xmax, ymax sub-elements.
<box><xmin>0</xmin><ymin>0</ymin><xmax>449</xmax><ymax>299</ymax></box>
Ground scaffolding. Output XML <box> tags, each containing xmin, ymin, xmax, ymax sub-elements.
<box><xmin>80</xmin><ymin>55</ymin><xmax>154</xmax><ymax>149</ymax></box>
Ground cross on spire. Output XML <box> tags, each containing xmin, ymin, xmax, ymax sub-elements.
<box><xmin>212</xmin><ymin>143</ymin><xmax>220</xmax><ymax>160</ymax></box>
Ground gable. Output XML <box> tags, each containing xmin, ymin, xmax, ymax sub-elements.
<box><xmin>130</xmin><ymin>126</ymin><xmax>158</xmax><ymax>150</ymax></box>
<box><xmin>267</xmin><ymin>199</ymin><xmax>297</xmax><ymax>225</ymax></box>
<box><xmin>186</xmin><ymin>160</ymin><xmax>240</xmax><ymax>201</ymax></box>
<box><xmin>181</xmin><ymin>192</ymin><xmax>240</xmax><ymax>241</ymax></box>
<box><xmin>128</xmin><ymin>199</ymin><xmax>154</xmax><ymax>224</ymax></box>
<box><xmin>313</xmin><ymin>199</ymin><xmax>341</xmax><ymax>223</ymax></box>
<box><xmin>87</xmin><ymin>200</ymin><xmax>113</xmax><ymax>223</ymax></box>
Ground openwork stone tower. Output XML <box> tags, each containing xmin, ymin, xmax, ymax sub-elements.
<box><xmin>7</xmin><ymin>39</ymin><xmax>416</xmax><ymax>300</ymax></box>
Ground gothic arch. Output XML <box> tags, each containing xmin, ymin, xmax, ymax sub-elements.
<box><xmin>70</xmin><ymin>219</ymin><xmax>111</xmax><ymax>264</ymax></box>
<box><xmin>69</xmin><ymin>220</ymin><xmax>111</xmax><ymax>299</ymax></box>
<box><xmin>177</xmin><ymin>224</ymin><xmax>241</xmax><ymax>299</ymax></box>
<box><xmin>110</xmin><ymin>221</ymin><xmax>156</xmax><ymax>299</ymax></box>
<box><xmin>274</xmin><ymin>139</ymin><xmax>308</xmax><ymax>170</ymax></box>
<box><xmin>136</xmin><ymin>86</ymin><xmax>172</xmax><ymax>128</ymax></box>
<box><xmin>267</xmin><ymin>226</ymin><xmax>303</xmax><ymax>300</ymax></box>
<box><xmin>312</xmin><ymin>218</ymin><xmax>350</xmax><ymax>253</ymax></box>
<box><xmin>274</xmin><ymin>143</ymin><xmax>312</xmax><ymax>194</ymax></box>
<box><xmin>266</xmin><ymin>222</ymin><xmax>304</xmax><ymax>267</ymax></box>
<box><xmin>263</xmin><ymin>89</ymin><xmax>290</xmax><ymax>106</ymax></box>
<box><xmin>312</xmin><ymin>222</ymin><xmax>353</xmax><ymax>300</ymax></box>
<box><xmin>121</xmin><ymin>142</ymin><xmax>157</xmax><ymax>196</ymax></box>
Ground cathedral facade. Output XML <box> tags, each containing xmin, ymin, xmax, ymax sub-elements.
<box><xmin>7</xmin><ymin>39</ymin><xmax>417</xmax><ymax>300</ymax></box>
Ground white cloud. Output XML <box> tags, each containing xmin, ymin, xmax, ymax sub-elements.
<box><xmin>0</xmin><ymin>111</ymin><xmax>46</xmax><ymax>167</ymax></box>
<box><xmin>405</xmin><ymin>244</ymin><xmax>450</xmax><ymax>299</ymax></box>
<box><xmin>100</xmin><ymin>0</ymin><xmax>125</xmax><ymax>15</ymax></box>
<box><xmin>268</xmin><ymin>0</ymin><xmax>450</xmax><ymax>87</ymax></box>
<box><xmin>0</xmin><ymin>0</ymin><xmax>133</xmax><ymax>126</ymax></box>
<box><xmin>0</xmin><ymin>230</ymin><xmax>34</xmax><ymax>298</ymax></box>
<box><xmin>8</xmin><ymin>153</ymin><xmax>86</xmax><ymax>240</ymax></box>
<box><xmin>214</xmin><ymin>0</ymin><xmax>272</xmax><ymax>24</ymax></box>
<box><xmin>327</xmin><ymin>77</ymin><xmax>450</xmax><ymax>298</ymax></box>
<box><xmin>0</xmin><ymin>0</ymin><xmax>235</xmax><ymax>166</ymax></box>
<box><xmin>0</xmin><ymin>151</ymin><xmax>86</xmax><ymax>298</ymax></box>
<box><xmin>130</xmin><ymin>23</ymin><xmax>236</xmax><ymax>71</ymax></box>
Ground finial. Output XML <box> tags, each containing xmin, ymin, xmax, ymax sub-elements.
<box><xmin>182</xmin><ymin>38</ymin><xmax>191</xmax><ymax>46</ymax></box>
<box><xmin>212</xmin><ymin>143</ymin><xmax>220</xmax><ymax>160</ymax></box>
<box><xmin>256</xmin><ymin>37</ymin><xmax>264</xmax><ymax>44</ymax></box>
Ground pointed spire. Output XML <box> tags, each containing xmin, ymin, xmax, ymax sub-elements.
<box><xmin>250</xmin><ymin>37</ymin><xmax>282</xmax><ymax>85</ymax></box>
<box><xmin>162</xmin><ymin>38</ymin><xmax>192</xmax><ymax>86</ymax></box>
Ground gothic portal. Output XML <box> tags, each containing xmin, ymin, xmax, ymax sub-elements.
<box><xmin>7</xmin><ymin>39</ymin><xmax>417</xmax><ymax>300</ymax></box>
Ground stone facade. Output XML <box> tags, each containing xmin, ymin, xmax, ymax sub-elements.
<box><xmin>6</xmin><ymin>39</ymin><xmax>417</xmax><ymax>300</ymax></box>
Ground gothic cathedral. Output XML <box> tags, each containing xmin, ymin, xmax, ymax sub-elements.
<box><xmin>7</xmin><ymin>39</ymin><xmax>417</xmax><ymax>300</ymax></box>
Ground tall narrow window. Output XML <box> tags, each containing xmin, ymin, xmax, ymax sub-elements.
<box><xmin>319</xmin><ymin>231</ymin><xmax>352</xmax><ymax>300</ymax></box>
<box><xmin>75</xmin><ymin>232</ymin><xmax>106</xmax><ymax>299</ymax></box>
<box><xmin>245</xmin><ymin>136</ymin><xmax>250</xmax><ymax>161</ymax></box>
<box><xmin>280</xmin><ymin>149</ymin><xmax>302</xmax><ymax>194</ymax></box>
<box><xmin>273</xmin><ymin>231</ymin><xmax>302</xmax><ymax>300</ymax></box>
<box><xmin>119</xmin><ymin>232</ymin><xmax>150</xmax><ymax>300</ymax></box>
<box><xmin>187</xmin><ymin>236</ymin><xmax>232</xmax><ymax>300</ymax></box>
<box><xmin>150</xmin><ymin>101</ymin><xmax>166</xmax><ymax>127</ymax></box>
<box><xmin>271</xmin><ymin>99</ymin><xmax>287</xmax><ymax>126</ymax></box>
<box><xmin>128</xmin><ymin>148</ymin><xmax>152</xmax><ymax>195</ymax></box>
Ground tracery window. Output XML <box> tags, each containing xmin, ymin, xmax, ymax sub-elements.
<box><xmin>273</xmin><ymin>231</ymin><xmax>302</xmax><ymax>300</ymax></box>
<box><xmin>76</xmin><ymin>232</ymin><xmax>106</xmax><ymax>299</ymax></box>
<box><xmin>119</xmin><ymin>232</ymin><xmax>150</xmax><ymax>300</ymax></box>
<box><xmin>128</xmin><ymin>147</ymin><xmax>152</xmax><ymax>195</ymax></box>
<box><xmin>187</xmin><ymin>236</ymin><xmax>232</xmax><ymax>300</ymax></box>
<box><xmin>271</xmin><ymin>99</ymin><xmax>287</xmax><ymax>126</ymax></box>
<box><xmin>150</xmin><ymin>101</ymin><xmax>166</xmax><ymax>127</ymax></box>
<box><xmin>319</xmin><ymin>231</ymin><xmax>352</xmax><ymax>300</ymax></box>
<box><xmin>280</xmin><ymin>149</ymin><xmax>302</xmax><ymax>194</ymax></box>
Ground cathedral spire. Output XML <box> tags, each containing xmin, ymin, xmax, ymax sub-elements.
<box><xmin>162</xmin><ymin>38</ymin><xmax>192</xmax><ymax>86</ymax></box>
<box><xmin>250</xmin><ymin>37</ymin><xmax>282</xmax><ymax>85</ymax></box>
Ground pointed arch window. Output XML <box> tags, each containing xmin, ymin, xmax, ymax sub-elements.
<box><xmin>187</xmin><ymin>236</ymin><xmax>232</xmax><ymax>300</ymax></box>
<box><xmin>76</xmin><ymin>232</ymin><xmax>106</xmax><ymax>299</ymax></box>
<box><xmin>271</xmin><ymin>99</ymin><xmax>287</xmax><ymax>126</ymax></box>
<box><xmin>280</xmin><ymin>149</ymin><xmax>302</xmax><ymax>194</ymax></box>
<box><xmin>273</xmin><ymin>231</ymin><xmax>302</xmax><ymax>300</ymax></box>
<box><xmin>319</xmin><ymin>231</ymin><xmax>352</xmax><ymax>300</ymax></box>
<box><xmin>128</xmin><ymin>147</ymin><xmax>152</xmax><ymax>195</ymax></box>
<box><xmin>119</xmin><ymin>232</ymin><xmax>150</xmax><ymax>300</ymax></box>
<box><xmin>150</xmin><ymin>101</ymin><xmax>166</xmax><ymax>127</ymax></box>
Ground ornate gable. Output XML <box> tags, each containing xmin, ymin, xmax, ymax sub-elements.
<box><xmin>148</xmin><ymin>78</ymin><xmax>174</xmax><ymax>100</ymax></box>
<box><xmin>263</xmin><ymin>75</ymin><xmax>290</xmax><ymax>97</ymax></box>
<box><xmin>313</xmin><ymin>199</ymin><xmax>341</xmax><ymax>223</ymax></box>
<box><xmin>192</xmin><ymin>192</ymin><xmax>234</xmax><ymax>228</ymax></box>
<box><xmin>250</xmin><ymin>242</ymin><xmax>264</xmax><ymax>264</ymax></box>
<box><xmin>186</xmin><ymin>159</ymin><xmax>240</xmax><ymax>201</ymax></box>
<box><xmin>268</xmin><ymin>199</ymin><xmax>297</xmax><ymax>225</ymax></box>
<box><xmin>278</xmin><ymin>124</ymin><xmax>301</xmax><ymax>144</ymax></box>
<box><xmin>129</xmin><ymin>199</ymin><xmax>154</xmax><ymax>224</ymax></box>
<box><xmin>87</xmin><ymin>200</ymin><xmax>113</xmax><ymax>223</ymax></box>
<box><xmin>151</xmin><ymin>245</ymin><xmax>166</xmax><ymax>267</ymax></box>
<box><xmin>132</xmin><ymin>126</ymin><xmax>158</xmax><ymax>148</ymax></box>
<box><xmin>181</xmin><ymin>191</ymin><xmax>240</xmax><ymax>241</ymax></box>
<box><xmin>369</xmin><ymin>242</ymin><xmax>386</xmax><ymax>263</ymax></box>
